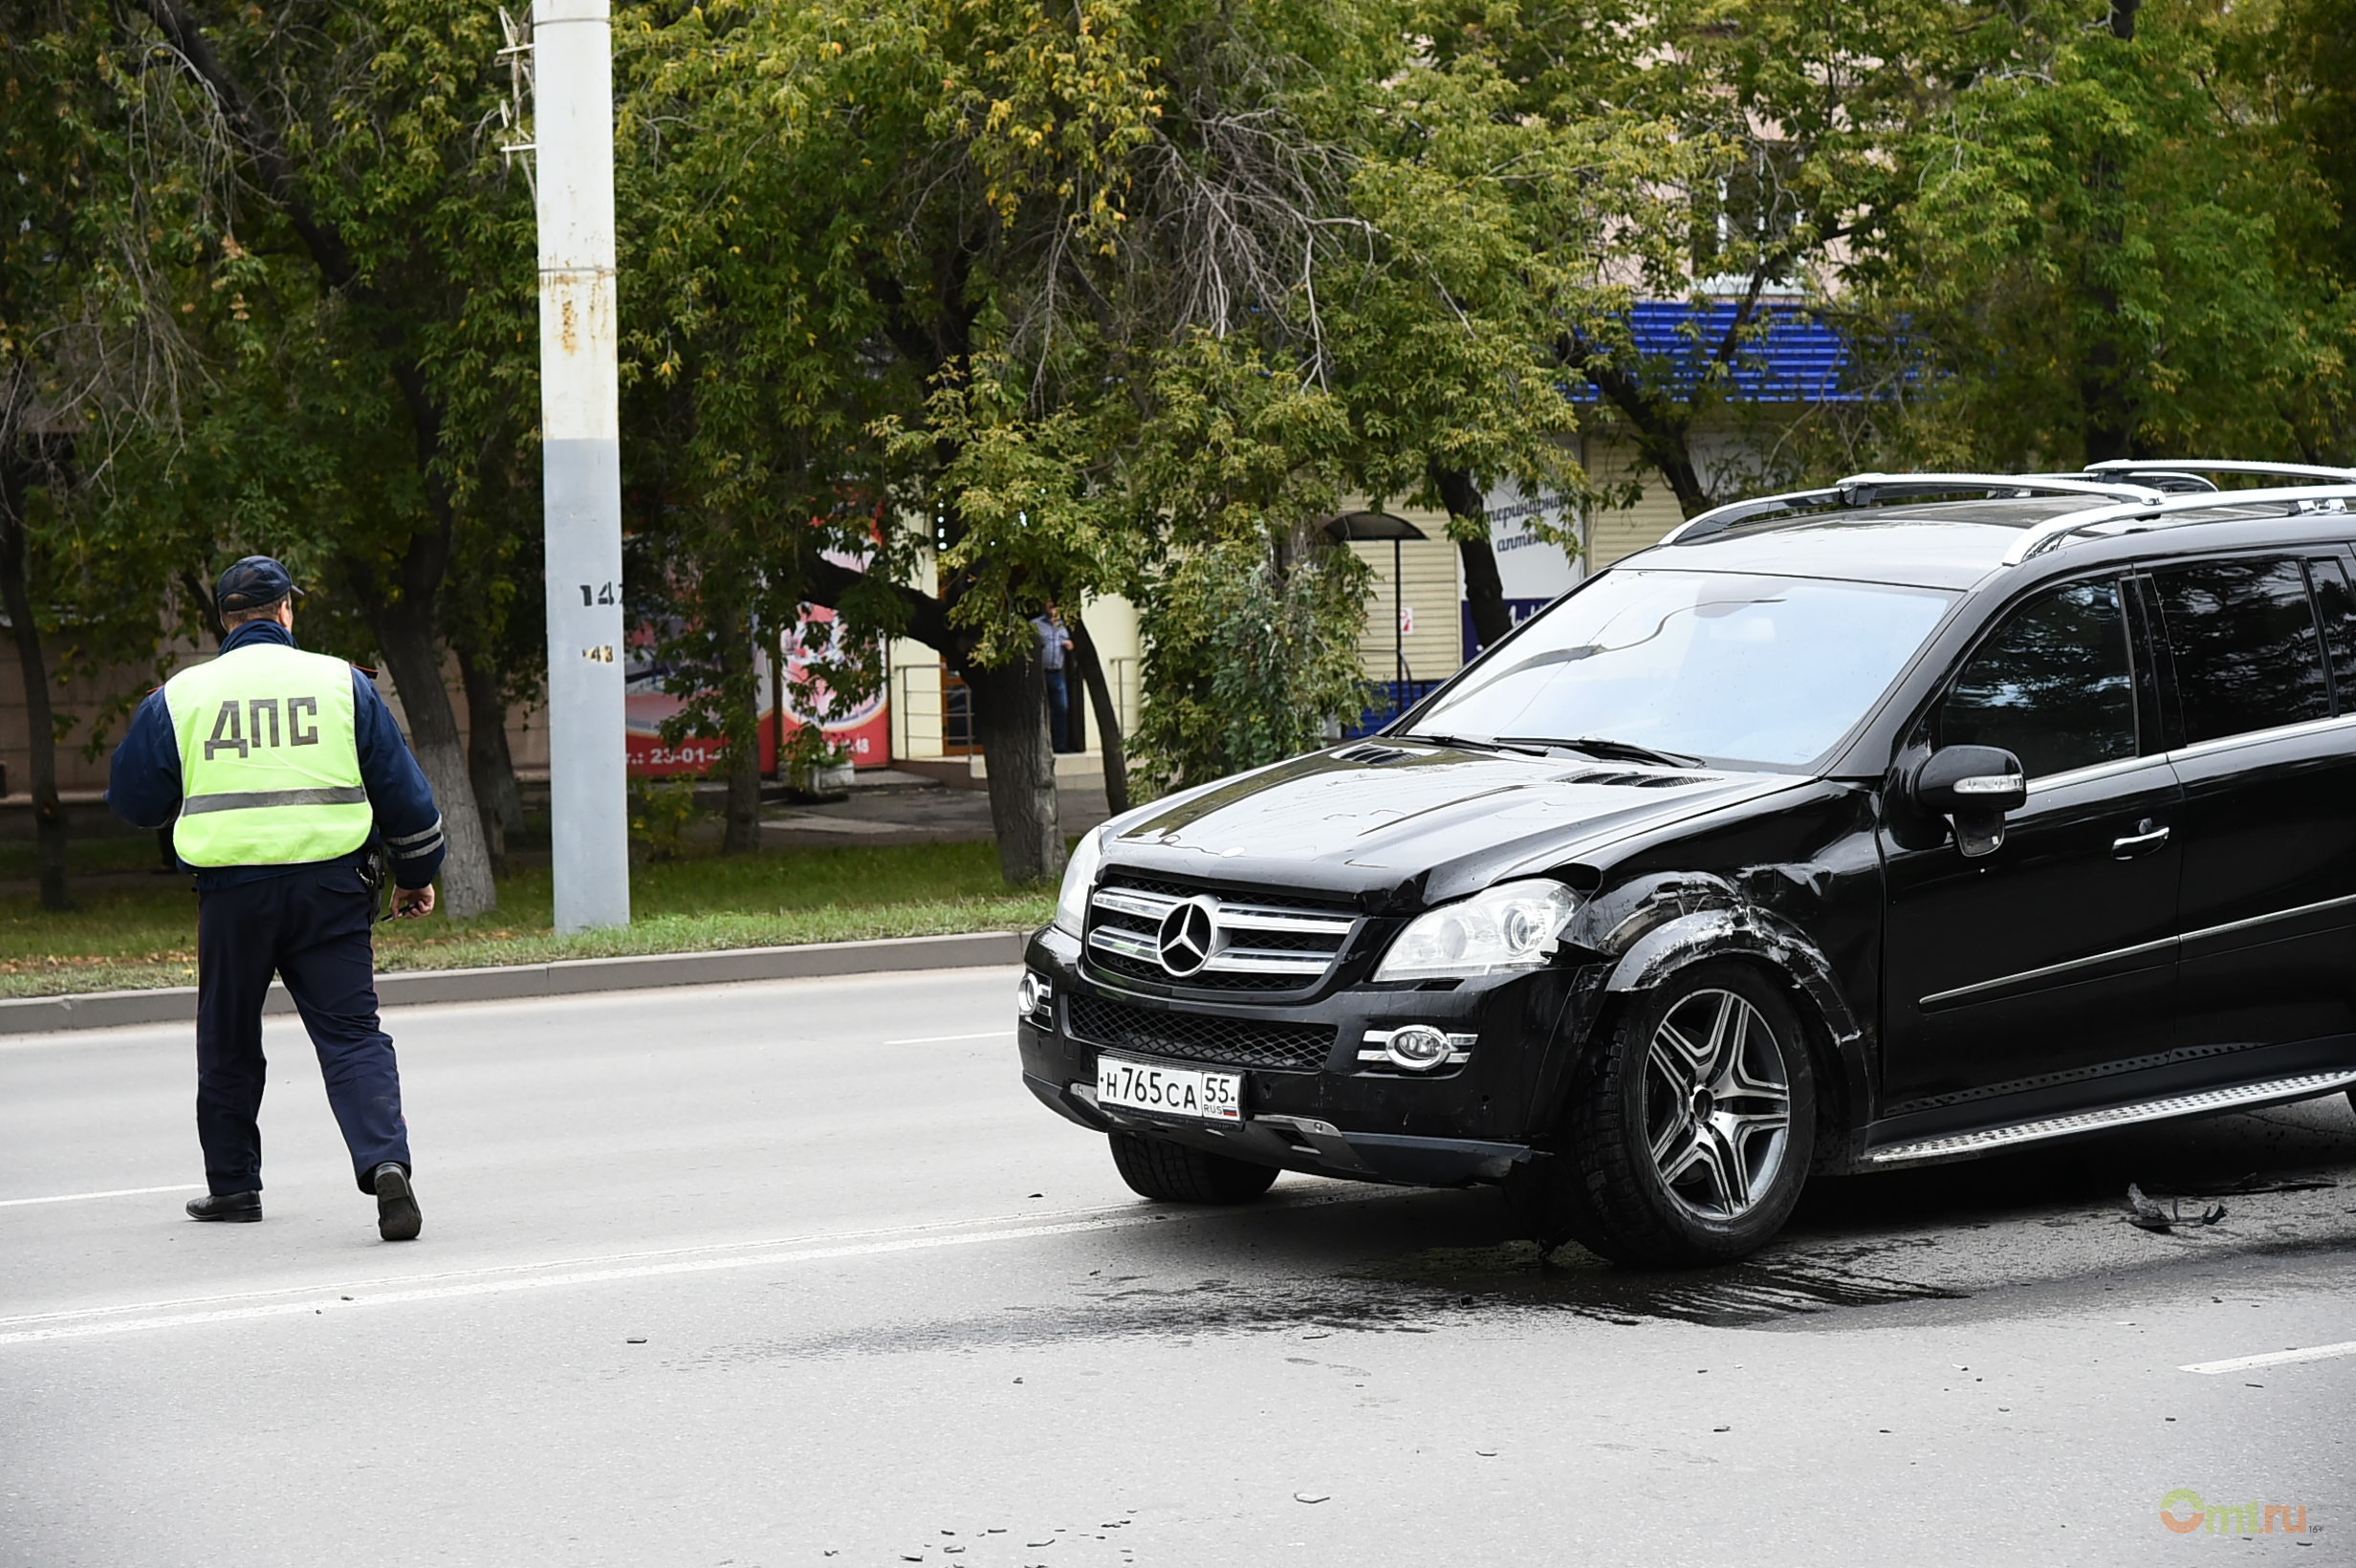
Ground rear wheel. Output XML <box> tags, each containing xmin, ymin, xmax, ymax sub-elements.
<box><xmin>1108</xmin><ymin>1131</ymin><xmax>1280</xmax><ymax>1204</ymax></box>
<box><xmin>1511</xmin><ymin>961</ymin><xmax>1816</xmax><ymax>1266</ymax></box>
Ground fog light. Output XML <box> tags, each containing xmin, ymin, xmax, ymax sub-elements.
<box><xmin>1016</xmin><ymin>970</ymin><xmax>1053</xmax><ymax>1021</ymax></box>
<box><xmin>1385</xmin><ymin>1025</ymin><xmax>1453</xmax><ymax>1072</ymax></box>
<box><xmin>1358</xmin><ymin>1025</ymin><xmax>1475</xmax><ymax>1073</ymax></box>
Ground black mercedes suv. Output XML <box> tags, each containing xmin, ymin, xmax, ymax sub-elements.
<box><xmin>1016</xmin><ymin>461</ymin><xmax>2356</xmax><ymax>1264</ymax></box>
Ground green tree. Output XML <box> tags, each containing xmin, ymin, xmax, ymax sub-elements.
<box><xmin>121</xmin><ymin>0</ymin><xmax>543</xmax><ymax>916</ymax></box>
<box><xmin>1</xmin><ymin>1</ymin><xmax>215</xmax><ymax>908</ymax></box>
<box><xmin>1835</xmin><ymin>0</ymin><xmax>2353</xmax><ymax>468</ymax></box>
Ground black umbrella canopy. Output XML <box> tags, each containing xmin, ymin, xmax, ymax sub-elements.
<box><xmin>1321</xmin><ymin>510</ymin><xmax>1429</xmax><ymax>542</ymax></box>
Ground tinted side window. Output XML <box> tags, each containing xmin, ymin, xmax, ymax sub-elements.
<box><xmin>2152</xmin><ymin>557</ymin><xmax>2329</xmax><ymax>744</ymax></box>
<box><xmin>2309</xmin><ymin>556</ymin><xmax>2356</xmax><ymax>709</ymax></box>
<box><xmin>1939</xmin><ymin>580</ymin><xmax>2137</xmax><ymax>778</ymax></box>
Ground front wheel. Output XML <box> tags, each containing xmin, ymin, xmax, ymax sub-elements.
<box><xmin>1108</xmin><ymin>1131</ymin><xmax>1280</xmax><ymax>1204</ymax></box>
<box><xmin>1510</xmin><ymin>961</ymin><xmax>1816</xmax><ymax>1266</ymax></box>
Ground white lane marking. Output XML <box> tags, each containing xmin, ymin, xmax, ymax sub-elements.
<box><xmin>884</xmin><ymin>1030</ymin><xmax>1015</xmax><ymax>1045</ymax></box>
<box><xmin>0</xmin><ymin>1184</ymin><xmax>206</xmax><ymax>1209</ymax></box>
<box><xmin>0</xmin><ymin>1187</ymin><xmax>1408</xmax><ymax>1347</ymax></box>
<box><xmin>2180</xmin><ymin>1339</ymin><xmax>2356</xmax><ymax>1375</ymax></box>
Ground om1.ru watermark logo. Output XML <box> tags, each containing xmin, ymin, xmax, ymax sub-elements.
<box><xmin>2159</xmin><ymin>1489</ymin><xmax>2319</xmax><ymax>1536</ymax></box>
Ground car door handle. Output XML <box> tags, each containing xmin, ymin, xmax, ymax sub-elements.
<box><xmin>2111</xmin><ymin>821</ymin><xmax>2171</xmax><ymax>860</ymax></box>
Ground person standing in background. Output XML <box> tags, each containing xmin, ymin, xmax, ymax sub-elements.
<box><xmin>1033</xmin><ymin>604</ymin><xmax>1076</xmax><ymax>753</ymax></box>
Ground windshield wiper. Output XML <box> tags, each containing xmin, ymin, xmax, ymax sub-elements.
<box><xmin>1396</xmin><ymin>732</ymin><xmax>1554</xmax><ymax>757</ymax></box>
<box><xmin>1499</xmin><ymin>734</ymin><xmax>1705</xmax><ymax>769</ymax></box>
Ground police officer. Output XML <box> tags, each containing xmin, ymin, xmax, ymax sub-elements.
<box><xmin>107</xmin><ymin>556</ymin><xmax>447</xmax><ymax>1241</ymax></box>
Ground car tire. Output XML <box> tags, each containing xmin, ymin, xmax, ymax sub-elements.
<box><xmin>1512</xmin><ymin>960</ymin><xmax>1817</xmax><ymax>1266</ymax></box>
<box><xmin>1108</xmin><ymin>1132</ymin><xmax>1280</xmax><ymax>1204</ymax></box>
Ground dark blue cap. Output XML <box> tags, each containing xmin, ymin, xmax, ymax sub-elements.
<box><xmin>215</xmin><ymin>555</ymin><xmax>306</xmax><ymax>613</ymax></box>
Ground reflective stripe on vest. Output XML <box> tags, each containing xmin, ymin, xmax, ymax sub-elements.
<box><xmin>164</xmin><ymin>643</ymin><xmax>374</xmax><ymax>868</ymax></box>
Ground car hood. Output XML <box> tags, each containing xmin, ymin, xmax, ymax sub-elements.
<box><xmin>1102</xmin><ymin>742</ymin><xmax>1810</xmax><ymax>908</ymax></box>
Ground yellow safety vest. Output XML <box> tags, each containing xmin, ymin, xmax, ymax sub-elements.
<box><xmin>164</xmin><ymin>642</ymin><xmax>374</xmax><ymax>867</ymax></box>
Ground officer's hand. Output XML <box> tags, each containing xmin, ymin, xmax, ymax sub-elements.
<box><xmin>393</xmin><ymin>883</ymin><xmax>437</xmax><ymax>919</ymax></box>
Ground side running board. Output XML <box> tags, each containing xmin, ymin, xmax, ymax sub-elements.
<box><xmin>1866</xmin><ymin>1070</ymin><xmax>2356</xmax><ymax>1168</ymax></box>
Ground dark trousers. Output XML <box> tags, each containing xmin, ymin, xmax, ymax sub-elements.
<box><xmin>195</xmin><ymin>861</ymin><xmax>409</xmax><ymax>1195</ymax></box>
<box><xmin>1045</xmin><ymin>668</ymin><xmax>1072</xmax><ymax>753</ymax></box>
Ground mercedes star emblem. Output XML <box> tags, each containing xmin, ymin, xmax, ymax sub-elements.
<box><xmin>1155</xmin><ymin>895</ymin><xmax>1220</xmax><ymax>977</ymax></box>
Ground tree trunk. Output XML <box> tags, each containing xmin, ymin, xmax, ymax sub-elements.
<box><xmin>179</xmin><ymin>568</ymin><xmax>226</xmax><ymax>645</ymax></box>
<box><xmin>453</xmin><ymin>642</ymin><xmax>524</xmax><ymax>880</ymax></box>
<box><xmin>723</xmin><ymin>720</ymin><xmax>763</xmax><ymax>853</ymax></box>
<box><xmin>1067</xmin><ymin>616</ymin><xmax>1129</xmax><ymax>816</ymax></box>
<box><xmin>1562</xmin><ymin>340</ymin><xmax>1712</xmax><ymax>517</ymax></box>
<box><xmin>796</xmin><ymin>549</ymin><xmax>1066</xmax><ymax>876</ymax></box>
<box><xmin>964</xmin><ymin>656</ymin><xmax>1065</xmax><ymax>884</ymax></box>
<box><xmin>1435</xmin><ymin>468</ymin><xmax>1513</xmax><ymax>655</ymax></box>
<box><xmin>368</xmin><ymin>597</ymin><xmax>498</xmax><ymax>917</ymax></box>
<box><xmin>0</xmin><ymin>478</ymin><xmax>68</xmax><ymax>911</ymax></box>
<box><xmin>708</xmin><ymin>596</ymin><xmax>762</xmax><ymax>853</ymax></box>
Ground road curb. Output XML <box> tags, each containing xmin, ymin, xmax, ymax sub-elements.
<box><xmin>0</xmin><ymin>928</ymin><xmax>1029</xmax><ymax>1036</ymax></box>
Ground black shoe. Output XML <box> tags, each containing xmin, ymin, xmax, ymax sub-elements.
<box><xmin>373</xmin><ymin>1163</ymin><xmax>421</xmax><ymax>1241</ymax></box>
<box><xmin>186</xmin><ymin>1190</ymin><xmax>262</xmax><ymax>1223</ymax></box>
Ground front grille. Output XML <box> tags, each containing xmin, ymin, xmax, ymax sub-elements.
<box><xmin>1068</xmin><ymin>993</ymin><xmax>1334</xmax><ymax>1072</ymax></box>
<box><xmin>1084</xmin><ymin>875</ymin><xmax>1358</xmax><ymax>993</ymax></box>
<box><xmin>1091</xmin><ymin>951</ymin><xmax>1307</xmax><ymax>991</ymax></box>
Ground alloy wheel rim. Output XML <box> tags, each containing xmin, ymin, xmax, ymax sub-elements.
<box><xmin>1642</xmin><ymin>989</ymin><xmax>1792</xmax><ymax>1222</ymax></box>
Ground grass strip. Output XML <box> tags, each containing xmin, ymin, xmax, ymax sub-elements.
<box><xmin>0</xmin><ymin>839</ymin><xmax>1053</xmax><ymax>999</ymax></box>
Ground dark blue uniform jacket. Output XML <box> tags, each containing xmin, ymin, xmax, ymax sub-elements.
<box><xmin>106</xmin><ymin>621</ymin><xmax>448</xmax><ymax>890</ymax></box>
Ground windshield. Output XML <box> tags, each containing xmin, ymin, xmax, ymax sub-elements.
<box><xmin>1407</xmin><ymin>569</ymin><xmax>1958</xmax><ymax>769</ymax></box>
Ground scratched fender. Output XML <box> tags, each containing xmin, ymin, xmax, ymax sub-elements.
<box><xmin>1560</xmin><ymin>870</ymin><xmax>1876</xmax><ymax>1170</ymax></box>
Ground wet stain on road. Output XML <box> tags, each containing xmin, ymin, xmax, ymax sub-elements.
<box><xmin>1355</xmin><ymin>1240</ymin><xmax>1968</xmax><ymax>1326</ymax></box>
<box><xmin>713</xmin><ymin>1242</ymin><xmax>1964</xmax><ymax>1366</ymax></box>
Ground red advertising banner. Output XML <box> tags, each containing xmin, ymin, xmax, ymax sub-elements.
<box><xmin>623</xmin><ymin>609</ymin><xmax>890</xmax><ymax>778</ymax></box>
<box><xmin>780</xmin><ymin>602</ymin><xmax>890</xmax><ymax>770</ymax></box>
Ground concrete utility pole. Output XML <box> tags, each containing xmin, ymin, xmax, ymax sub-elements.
<box><xmin>533</xmin><ymin>0</ymin><xmax>631</xmax><ymax>930</ymax></box>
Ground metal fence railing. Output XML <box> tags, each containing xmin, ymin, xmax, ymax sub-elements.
<box><xmin>891</xmin><ymin>662</ymin><xmax>977</xmax><ymax>758</ymax></box>
<box><xmin>1342</xmin><ymin>679</ymin><xmax>1446</xmax><ymax>738</ymax></box>
<box><xmin>893</xmin><ymin>656</ymin><xmax>1145</xmax><ymax>759</ymax></box>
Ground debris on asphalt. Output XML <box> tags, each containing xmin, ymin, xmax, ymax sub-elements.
<box><xmin>2154</xmin><ymin>1174</ymin><xmax>2338</xmax><ymax>1198</ymax></box>
<box><xmin>1294</xmin><ymin>1492</ymin><xmax>1330</xmax><ymax>1504</ymax></box>
<box><xmin>2126</xmin><ymin>1183</ymin><xmax>2226</xmax><ymax>1231</ymax></box>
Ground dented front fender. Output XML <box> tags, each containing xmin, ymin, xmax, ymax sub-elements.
<box><xmin>1554</xmin><ymin>817</ymin><xmax>1883</xmax><ymax>1172</ymax></box>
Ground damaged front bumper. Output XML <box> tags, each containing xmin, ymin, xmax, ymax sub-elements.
<box><xmin>1016</xmin><ymin>926</ymin><xmax>1604</xmax><ymax>1188</ymax></box>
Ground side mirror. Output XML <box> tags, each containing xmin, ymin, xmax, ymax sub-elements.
<box><xmin>1912</xmin><ymin>745</ymin><xmax>2026</xmax><ymax>859</ymax></box>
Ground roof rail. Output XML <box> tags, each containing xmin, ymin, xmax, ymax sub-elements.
<box><xmin>2002</xmin><ymin>484</ymin><xmax>2356</xmax><ymax>565</ymax></box>
<box><xmin>2083</xmin><ymin>458</ymin><xmax>2356</xmax><ymax>487</ymax></box>
<box><xmin>1661</xmin><ymin>471</ymin><xmax>2166</xmax><ymax>547</ymax></box>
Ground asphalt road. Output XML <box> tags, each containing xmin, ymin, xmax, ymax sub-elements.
<box><xmin>3</xmin><ymin>967</ymin><xmax>2352</xmax><ymax>1567</ymax></box>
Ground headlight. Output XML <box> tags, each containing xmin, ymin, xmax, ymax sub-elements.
<box><xmin>1053</xmin><ymin>826</ymin><xmax>1107</xmax><ymax>935</ymax></box>
<box><xmin>1373</xmin><ymin>879</ymin><xmax>1580</xmax><ymax>981</ymax></box>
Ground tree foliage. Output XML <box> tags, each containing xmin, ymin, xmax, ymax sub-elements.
<box><xmin>7</xmin><ymin>0</ymin><xmax>2351</xmax><ymax>915</ymax></box>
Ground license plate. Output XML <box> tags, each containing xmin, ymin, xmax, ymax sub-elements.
<box><xmin>1096</xmin><ymin>1055</ymin><xmax>1244</xmax><ymax>1122</ymax></box>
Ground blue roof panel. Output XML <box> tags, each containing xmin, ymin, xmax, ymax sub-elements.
<box><xmin>1572</xmin><ymin>301</ymin><xmax>1863</xmax><ymax>404</ymax></box>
